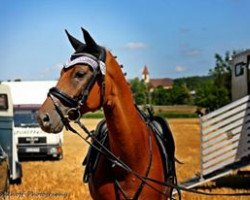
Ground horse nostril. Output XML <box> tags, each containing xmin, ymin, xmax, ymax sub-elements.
<box><xmin>37</xmin><ymin>112</ymin><xmax>52</xmax><ymax>132</ymax></box>
<box><xmin>43</xmin><ymin>113</ymin><xmax>50</xmax><ymax>123</ymax></box>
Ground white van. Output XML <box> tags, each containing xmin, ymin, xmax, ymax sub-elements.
<box><xmin>0</xmin><ymin>83</ymin><xmax>22</xmax><ymax>183</ymax></box>
<box><xmin>3</xmin><ymin>81</ymin><xmax>63</xmax><ymax>160</ymax></box>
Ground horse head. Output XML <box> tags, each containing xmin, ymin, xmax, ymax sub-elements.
<box><xmin>37</xmin><ymin>28</ymin><xmax>107</xmax><ymax>133</ymax></box>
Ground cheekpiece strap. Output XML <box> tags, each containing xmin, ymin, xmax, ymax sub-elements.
<box><xmin>99</xmin><ymin>61</ymin><xmax>106</xmax><ymax>75</ymax></box>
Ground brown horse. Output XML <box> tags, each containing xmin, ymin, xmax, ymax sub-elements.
<box><xmin>37</xmin><ymin>28</ymin><xmax>176</xmax><ymax>200</ymax></box>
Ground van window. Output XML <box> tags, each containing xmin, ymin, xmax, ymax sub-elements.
<box><xmin>14</xmin><ymin>109</ymin><xmax>39</xmax><ymax>127</ymax></box>
<box><xmin>0</xmin><ymin>94</ymin><xmax>8</xmax><ymax>111</ymax></box>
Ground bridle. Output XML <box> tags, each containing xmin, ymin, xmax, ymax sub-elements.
<box><xmin>48</xmin><ymin>53</ymin><xmax>105</xmax><ymax>125</ymax></box>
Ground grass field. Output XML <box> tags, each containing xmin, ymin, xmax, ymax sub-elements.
<box><xmin>8</xmin><ymin>119</ymin><xmax>250</xmax><ymax>200</ymax></box>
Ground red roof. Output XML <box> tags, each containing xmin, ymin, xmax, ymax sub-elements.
<box><xmin>150</xmin><ymin>78</ymin><xmax>173</xmax><ymax>88</ymax></box>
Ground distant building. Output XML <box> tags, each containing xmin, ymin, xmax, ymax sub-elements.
<box><xmin>142</xmin><ymin>65</ymin><xmax>150</xmax><ymax>83</ymax></box>
<box><xmin>142</xmin><ymin>65</ymin><xmax>173</xmax><ymax>90</ymax></box>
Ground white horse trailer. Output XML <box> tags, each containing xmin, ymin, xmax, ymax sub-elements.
<box><xmin>0</xmin><ymin>83</ymin><xmax>22</xmax><ymax>183</ymax></box>
<box><xmin>179</xmin><ymin>50</ymin><xmax>250</xmax><ymax>189</ymax></box>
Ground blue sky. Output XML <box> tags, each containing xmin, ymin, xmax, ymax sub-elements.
<box><xmin>0</xmin><ymin>0</ymin><xmax>249</xmax><ymax>81</ymax></box>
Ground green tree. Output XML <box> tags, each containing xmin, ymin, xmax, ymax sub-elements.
<box><xmin>130</xmin><ymin>78</ymin><xmax>147</xmax><ymax>105</ymax></box>
<box><xmin>170</xmin><ymin>84</ymin><xmax>191</xmax><ymax>105</ymax></box>
<box><xmin>209</xmin><ymin>51</ymin><xmax>232</xmax><ymax>100</ymax></box>
<box><xmin>193</xmin><ymin>51</ymin><xmax>236</xmax><ymax>111</ymax></box>
<box><xmin>195</xmin><ymin>80</ymin><xmax>230</xmax><ymax>111</ymax></box>
<box><xmin>174</xmin><ymin>75</ymin><xmax>212</xmax><ymax>91</ymax></box>
<box><xmin>151</xmin><ymin>86</ymin><xmax>170</xmax><ymax>105</ymax></box>
<box><xmin>151</xmin><ymin>84</ymin><xmax>191</xmax><ymax>105</ymax></box>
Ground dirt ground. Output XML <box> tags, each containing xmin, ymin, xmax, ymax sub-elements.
<box><xmin>8</xmin><ymin>119</ymin><xmax>250</xmax><ymax>200</ymax></box>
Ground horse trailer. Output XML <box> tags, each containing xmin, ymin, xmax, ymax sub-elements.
<box><xmin>179</xmin><ymin>49</ymin><xmax>250</xmax><ymax>190</ymax></box>
<box><xmin>0</xmin><ymin>83</ymin><xmax>22</xmax><ymax>183</ymax></box>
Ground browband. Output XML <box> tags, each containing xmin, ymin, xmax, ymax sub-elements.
<box><xmin>63</xmin><ymin>54</ymin><xmax>106</xmax><ymax>75</ymax></box>
<box><xmin>64</xmin><ymin>55</ymin><xmax>99</xmax><ymax>70</ymax></box>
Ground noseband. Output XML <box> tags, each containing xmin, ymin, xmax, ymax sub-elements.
<box><xmin>48</xmin><ymin>53</ymin><xmax>105</xmax><ymax>123</ymax></box>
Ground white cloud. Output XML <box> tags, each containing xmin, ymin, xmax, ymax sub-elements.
<box><xmin>180</xmin><ymin>43</ymin><xmax>202</xmax><ymax>57</ymax></box>
<box><xmin>124</xmin><ymin>42</ymin><xmax>147</xmax><ymax>50</ymax></box>
<box><xmin>40</xmin><ymin>63</ymin><xmax>63</xmax><ymax>79</ymax></box>
<box><xmin>184</xmin><ymin>49</ymin><xmax>202</xmax><ymax>57</ymax></box>
<box><xmin>175</xmin><ymin>65</ymin><xmax>186</xmax><ymax>72</ymax></box>
<box><xmin>179</xmin><ymin>27</ymin><xmax>190</xmax><ymax>34</ymax></box>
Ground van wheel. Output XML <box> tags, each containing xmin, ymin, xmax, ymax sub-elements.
<box><xmin>10</xmin><ymin>177</ymin><xmax>22</xmax><ymax>185</ymax></box>
<box><xmin>58</xmin><ymin>153</ymin><xmax>63</xmax><ymax>160</ymax></box>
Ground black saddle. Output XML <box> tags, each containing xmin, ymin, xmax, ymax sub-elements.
<box><xmin>82</xmin><ymin>108</ymin><xmax>176</xmax><ymax>183</ymax></box>
<box><xmin>149</xmin><ymin>115</ymin><xmax>176</xmax><ymax>177</ymax></box>
<box><xmin>82</xmin><ymin>119</ymin><xmax>108</xmax><ymax>182</ymax></box>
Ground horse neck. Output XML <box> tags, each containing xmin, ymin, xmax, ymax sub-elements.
<box><xmin>103</xmin><ymin>52</ymin><xmax>149</xmax><ymax>160</ymax></box>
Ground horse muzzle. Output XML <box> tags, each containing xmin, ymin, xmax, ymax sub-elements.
<box><xmin>37</xmin><ymin>99</ymin><xmax>64</xmax><ymax>133</ymax></box>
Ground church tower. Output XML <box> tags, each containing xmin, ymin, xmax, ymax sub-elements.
<box><xmin>142</xmin><ymin>65</ymin><xmax>150</xmax><ymax>83</ymax></box>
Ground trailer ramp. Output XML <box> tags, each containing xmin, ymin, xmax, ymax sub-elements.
<box><xmin>180</xmin><ymin>95</ymin><xmax>250</xmax><ymax>189</ymax></box>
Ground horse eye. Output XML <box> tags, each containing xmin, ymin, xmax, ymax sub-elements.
<box><xmin>75</xmin><ymin>71</ymin><xmax>86</xmax><ymax>79</ymax></box>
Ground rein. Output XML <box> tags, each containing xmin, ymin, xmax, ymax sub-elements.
<box><xmin>48</xmin><ymin>53</ymin><xmax>250</xmax><ymax>199</ymax></box>
<box><xmin>71</xmin><ymin>119</ymin><xmax>177</xmax><ymax>199</ymax></box>
<box><xmin>68</xmin><ymin>119</ymin><xmax>250</xmax><ymax>199</ymax></box>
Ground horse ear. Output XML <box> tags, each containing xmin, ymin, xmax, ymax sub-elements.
<box><xmin>65</xmin><ymin>29</ymin><xmax>84</xmax><ymax>50</ymax></box>
<box><xmin>81</xmin><ymin>28</ymin><xmax>98</xmax><ymax>48</ymax></box>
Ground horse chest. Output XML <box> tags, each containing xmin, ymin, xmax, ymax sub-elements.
<box><xmin>89</xmin><ymin>158</ymin><xmax>144</xmax><ymax>200</ymax></box>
